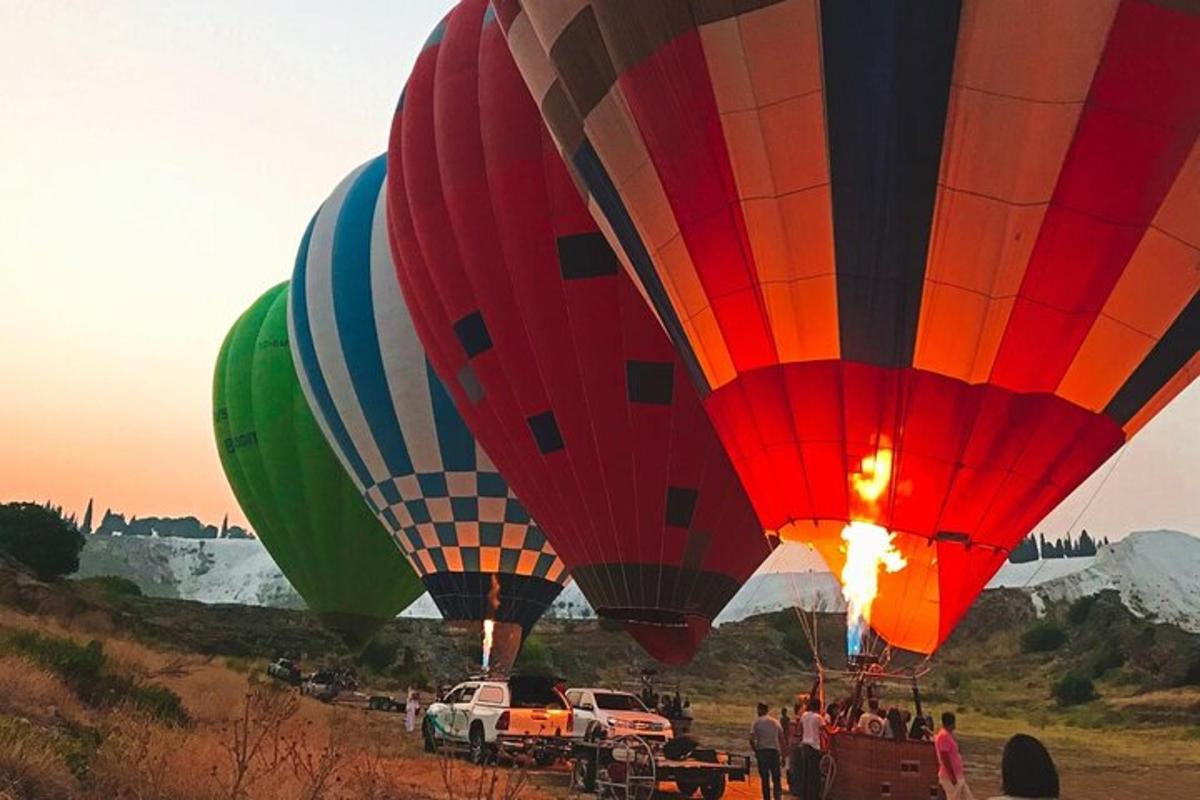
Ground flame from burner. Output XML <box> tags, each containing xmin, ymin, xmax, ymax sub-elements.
<box><xmin>481</xmin><ymin>574</ymin><xmax>501</xmax><ymax>673</ymax></box>
<box><xmin>481</xmin><ymin>618</ymin><xmax>495</xmax><ymax>672</ymax></box>
<box><xmin>840</xmin><ymin>446</ymin><xmax>907</xmax><ymax>655</ymax></box>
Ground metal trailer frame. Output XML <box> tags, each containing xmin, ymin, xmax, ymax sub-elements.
<box><xmin>570</xmin><ymin>735</ymin><xmax>750</xmax><ymax>800</ymax></box>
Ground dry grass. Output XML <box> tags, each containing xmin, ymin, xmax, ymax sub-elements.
<box><xmin>0</xmin><ymin>601</ymin><xmax>548</xmax><ymax>800</ymax></box>
<box><xmin>0</xmin><ymin>718</ymin><xmax>77</xmax><ymax>800</ymax></box>
<box><xmin>0</xmin><ymin>655</ymin><xmax>86</xmax><ymax>726</ymax></box>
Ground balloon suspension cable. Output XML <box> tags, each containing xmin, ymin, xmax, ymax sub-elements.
<box><xmin>1020</xmin><ymin>442</ymin><xmax>1129</xmax><ymax>590</ymax></box>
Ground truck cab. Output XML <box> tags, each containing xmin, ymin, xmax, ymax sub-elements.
<box><xmin>566</xmin><ymin>688</ymin><xmax>674</xmax><ymax>742</ymax></box>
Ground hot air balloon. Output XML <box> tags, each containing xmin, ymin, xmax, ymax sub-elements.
<box><xmin>498</xmin><ymin>0</ymin><xmax>1200</xmax><ymax>654</ymax></box>
<box><xmin>213</xmin><ymin>282</ymin><xmax>423</xmax><ymax>648</ymax></box>
<box><xmin>386</xmin><ymin>0</ymin><xmax>769</xmax><ymax>665</ymax></box>
<box><xmin>289</xmin><ymin>156</ymin><xmax>568</xmax><ymax>673</ymax></box>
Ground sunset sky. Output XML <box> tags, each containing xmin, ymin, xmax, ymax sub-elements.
<box><xmin>2</xmin><ymin>1</ymin><xmax>1197</xmax><ymax>543</ymax></box>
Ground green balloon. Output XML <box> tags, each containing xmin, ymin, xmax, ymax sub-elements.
<box><xmin>213</xmin><ymin>282</ymin><xmax>423</xmax><ymax>648</ymax></box>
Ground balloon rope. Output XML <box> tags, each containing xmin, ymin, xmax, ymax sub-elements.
<box><xmin>1019</xmin><ymin>442</ymin><xmax>1129</xmax><ymax>590</ymax></box>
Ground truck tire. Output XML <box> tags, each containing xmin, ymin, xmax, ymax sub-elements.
<box><xmin>422</xmin><ymin>719</ymin><xmax>437</xmax><ymax>753</ymax></box>
<box><xmin>700</xmin><ymin>775</ymin><xmax>726</xmax><ymax>800</ymax></box>
<box><xmin>675</xmin><ymin>780</ymin><xmax>700</xmax><ymax>797</ymax></box>
<box><xmin>468</xmin><ymin>723</ymin><xmax>489</xmax><ymax>765</ymax></box>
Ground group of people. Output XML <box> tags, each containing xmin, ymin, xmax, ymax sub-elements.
<box><xmin>750</xmin><ymin>701</ymin><xmax>1062</xmax><ymax>800</ymax></box>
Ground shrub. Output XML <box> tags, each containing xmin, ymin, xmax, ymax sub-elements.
<box><xmin>598</xmin><ymin>616</ymin><xmax>623</xmax><ymax>633</ymax></box>
<box><xmin>5</xmin><ymin>632</ymin><xmax>187</xmax><ymax>725</ymax></box>
<box><xmin>357</xmin><ymin>638</ymin><xmax>398</xmax><ymax>674</ymax></box>
<box><xmin>1067</xmin><ymin>595</ymin><xmax>1099</xmax><ymax>625</ymax></box>
<box><xmin>1182</xmin><ymin>651</ymin><xmax>1200</xmax><ymax>687</ymax></box>
<box><xmin>1053</xmin><ymin>671</ymin><xmax>1097</xmax><ymax>706</ymax></box>
<box><xmin>79</xmin><ymin>575</ymin><xmax>143</xmax><ymax>599</ymax></box>
<box><xmin>1020</xmin><ymin>621</ymin><xmax>1067</xmax><ymax>653</ymax></box>
<box><xmin>0</xmin><ymin>502</ymin><xmax>85</xmax><ymax>580</ymax></box>
<box><xmin>1087</xmin><ymin>642</ymin><xmax>1126</xmax><ymax>679</ymax></box>
<box><xmin>781</xmin><ymin>631</ymin><xmax>813</xmax><ymax>663</ymax></box>
<box><xmin>513</xmin><ymin>635</ymin><xmax>554</xmax><ymax>675</ymax></box>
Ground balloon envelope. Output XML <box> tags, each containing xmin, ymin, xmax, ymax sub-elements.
<box><xmin>213</xmin><ymin>282</ymin><xmax>424</xmax><ymax>648</ymax></box>
<box><xmin>387</xmin><ymin>0</ymin><xmax>769</xmax><ymax>664</ymax></box>
<box><xmin>499</xmin><ymin>0</ymin><xmax>1200</xmax><ymax>652</ymax></box>
<box><xmin>289</xmin><ymin>156</ymin><xmax>567</xmax><ymax>647</ymax></box>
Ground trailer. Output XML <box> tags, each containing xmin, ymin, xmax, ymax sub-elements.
<box><xmin>570</xmin><ymin>735</ymin><xmax>750</xmax><ymax>800</ymax></box>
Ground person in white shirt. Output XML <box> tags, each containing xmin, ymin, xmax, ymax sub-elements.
<box><xmin>796</xmin><ymin>695</ymin><xmax>825</xmax><ymax>800</ymax></box>
<box><xmin>856</xmin><ymin>698</ymin><xmax>886</xmax><ymax>737</ymax></box>
<box><xmin>404</xmin><ymin>688</ymin><xmax>420</xmax><ymax>733</ymax></box>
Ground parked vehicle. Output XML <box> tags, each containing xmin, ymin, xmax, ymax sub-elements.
<box><xmin>423</xmin><ymin>675</ymin><xmax>572</xmax><ymax>765</ymax></box>
<box><xmin>367</xmin><ymin>695</ymin><xmax>402</xmax><ymax>712</ymax></box>
<box><xmin>300</xmin><ymin>670</ymin><xmax>339</xmax><ymax>702</ymax></box>
<box><xmin>265</xmin><ymin>658</ymin><xmax>302</xmax><ymax>686</ymax></box>
<box><xmin>565</xmin><ymin>688</ymin><xmax>673</xmax><ymax>742</ymax></box>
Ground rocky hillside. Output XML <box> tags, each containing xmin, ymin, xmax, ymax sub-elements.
<box><xmin>73</xmin><ymin>529</ymin><xmax>1200</xmax><ymax>637</ymax></box>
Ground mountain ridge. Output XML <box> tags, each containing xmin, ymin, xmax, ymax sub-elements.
<box><xmin>73</xmin><ymin>528</ymin><xmax>1200</xmax><ymax>633</ymax></box>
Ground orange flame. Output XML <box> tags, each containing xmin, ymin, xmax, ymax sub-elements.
<box><xmin>481</xmin><ymin>619</ymin><xmax>495</xmax><ymax>672</ymax></box>
<box><xmin>840</xmin><ymin>446</ymin><xmax>907</xmax><ymax>654</ymax></box>
<box><xmin>481</xmin><ymin>574</ymin><xmax>501</xmax><ymax>673</ymax></box>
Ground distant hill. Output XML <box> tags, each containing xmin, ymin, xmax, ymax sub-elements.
<box><xmin>73</xmin><ymin>528</ymin><xmax>1200</xmax><ymax>635</ymax></box>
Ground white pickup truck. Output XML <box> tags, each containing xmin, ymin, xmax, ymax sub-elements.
<box><xmin>423</xmin><ymin>676</ymin><xmax>573</xmax><ymax>764</ymax></box>
<box><xmin>565</xmin><ymin>688</ymin><xmax>674</xmax><ymax>742</ymax></box>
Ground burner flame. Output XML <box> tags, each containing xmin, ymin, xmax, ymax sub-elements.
<box><xmin>841</xmin><ymin>447</ymin><xmax>907</xmax><ymax>655</ymax></box>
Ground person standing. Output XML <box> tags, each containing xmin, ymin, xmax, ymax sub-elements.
<box><xmin>796</xmin><ymin>695</ymin><xmax>825</xmax><ymax>800</ymax></box>
<box><xmin>935</xmin><ymin>712</ymin><xmax>975</xmax><ymax>800</ymax></box>
<box><xmin>749</xmin><ymin>702</ymin><xmax>785</xmax><ymax>800</ymax></box>
<box><xmin>404</xmin><ymin>688</ymin><xmax>420</xmax><ymax>733</ymax></box>
<box><xmin>988</xmin><ymin>734</ymin><xmax>1060</xmax><ymax>799</ymax></box>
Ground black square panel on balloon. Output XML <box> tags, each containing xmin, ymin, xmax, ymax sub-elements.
<box><xmin>557</xmin><ymin>232</ymin><xmax>619</xmax><ymax>279</ymax></box>
<box><xmin>665</xmin><ymin>486</ymin><xmax>698</xmax><ymax>528</ymax></box>
<box><xmin>626</xmin><ymin>360</ymin><xmax>674</xmax><ymax>405</ymax></box>
<box><xmin>453</xmin><ymin>310</ymin><xmax>493</xmax><ymax>358</ymax></box>
<box><xmin>527</xmin><ymin>410</ymin><xmax>565</xmax><ymax>454</ymax></box>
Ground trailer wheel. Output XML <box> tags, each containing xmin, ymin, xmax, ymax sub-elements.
<box><xmin>675</xmin><ymin>780</ymin><xmax>700</xmax><ymax>797</ymax></box>
<box><xmin>572</xmin><ymin>753</ymin><xmax>597</xmax><ymax>793</ymax></box>
<box><xmin>699</xmin><ymin>775</ymin><xmax>725</xmax><ymax>800</ymax></box>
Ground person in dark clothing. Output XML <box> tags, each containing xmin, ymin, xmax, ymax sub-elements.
<box><xmin>994</xmin><ymin>734</ymin><xmax>1060</xmax><ymax>799</ymax></box>
<box><xmin>750</xmin><ymin>702</ymin><xmax>785</xmax><ymax>800</ymax></box>
<box><xmin>886</xmin><ymin>707</ymin><xmax>906</xmax><ymax>740</ymax></box>
<box><xmin>909</xmin><ymin>713</ymin><xmax>932</xmax><ymax>741</ymax></box>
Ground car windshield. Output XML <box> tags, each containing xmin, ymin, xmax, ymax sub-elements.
<box><xmin>509</xmin><ymin>678</ymin><xmax>566</xmax><ymax>709</ymax></box>
<box><xmin>594</xmin><ymin>692</ymin><xmax>648</xmax><ymax>712</ymax></box>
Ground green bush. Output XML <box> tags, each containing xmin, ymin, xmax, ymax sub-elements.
<box><xmin>1053</xmin><ymin>671</ymin><xmax>1097</xmax><ymax>706</ymax></box>
<box><xmin>1183</xmin><ymin>652</ymin><xmax>1200</xmax><ymax>687</ymax></box>
<box><xmin>78</xmin><ymin>575</ymin><xmax>143</xmax><ymax>599</ymax></box>
<box><xmin>781</xmin><ymin>631</ymin><xmax>813</xmax><ymax>663</ymax></box>
<box><xmin>1088</xmin><ymin>643</ymin><xmax>1126</xmax><ymax>679</ymax></box>
<box><xmin>514</xmin><ymin>635</ymin><xmax>554</xmax><ymax>675</ymax></box>
<box><xmin>1067</xmin><ymin>595</ymin><xmax>1099</xmax><ymax>625</ymax></box>
<box><xmin>357</xmin><ymin>638</ymin><xmax>398</xmax><ymax>673</ymax></box>
<box><xmin>5</xmin><ymin>632</ymin><xmax>187</xmax><ymax>725</ymax></box>
<box><xmin>0</xmin><ymin>502</ymin><xmax>85</xmax><ymax>580</ymax></box>
<box><xmin>1020</xmin><ymin>621</ymin><xmax>1067</xmax><ymax>653</ymax></box>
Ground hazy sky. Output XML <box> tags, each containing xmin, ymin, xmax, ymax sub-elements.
<box><xmin>2</xmin><ymin>1</ymin><xmax>1197</xmax><ymax>543</ymax></box>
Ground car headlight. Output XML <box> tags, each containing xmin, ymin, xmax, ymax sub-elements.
<box><xmin>605</xmin><ymin>718</ymin><xmax>617</xmax><ymax>726</ymax></box>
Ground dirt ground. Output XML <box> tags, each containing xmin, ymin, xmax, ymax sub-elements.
<box><xmin>2</xmin><ymin>600</ymin><xmax>1197</xmax><ymax>799</ymax></box>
